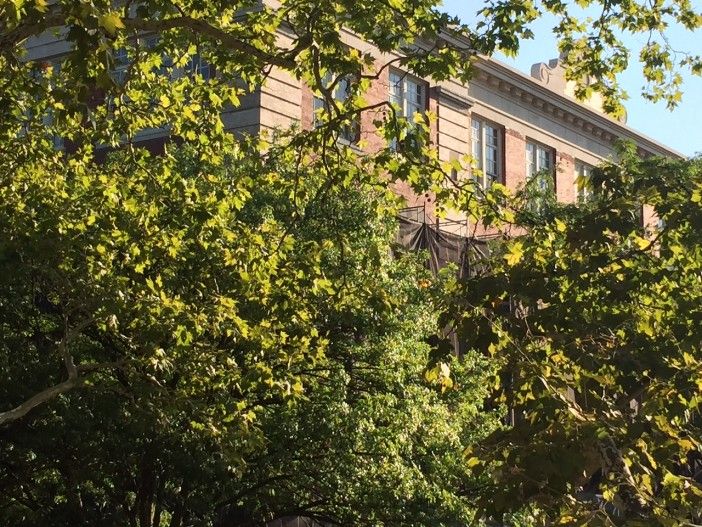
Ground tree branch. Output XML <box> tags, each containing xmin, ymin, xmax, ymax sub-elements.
<box><xmin>0</xmin><ymin>318</ymin><xmax>123</xmax><ymax>427</ymax></box>
<box><xmin>123</xmin><ymin>16</ymin><xmax>298</xmax><ymax>69</ymax></box>
<box><xmin>0</xmin><ymin>375</ymin><xmax>78</xmax><ymax>427</ymax></box>
<box><xmin>0</xmin><ymin>8</ymin><xmax>66</xmax><ymax>53</ymax></box>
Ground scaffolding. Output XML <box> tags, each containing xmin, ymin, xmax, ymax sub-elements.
<box><xmin>396</xmin><ymin>205</ymin><xmax>494</xmax><ymax>277</ymax></box>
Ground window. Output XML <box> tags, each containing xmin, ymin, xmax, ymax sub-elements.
<box><xmin>143</xmin><ymin>36</ymin><xmax>175</xmax><ymax>78</ymax></box>
<box><xmin>141</xmin><ymin>37</ymin><xmax>212</xmax><ymax>80</ymax></box>
<box><xmin>313</xmin><ymin>72</ymin><xmax>359</xmax><ymax>143</ymax></box>
<box><xmin>111</xmin><ymin>47</ymin><xmax>130</xmax><ymax>85</ymax></box>
<box><xmin>388</xmin><ymin>70</ymin><xmax>426</xmax><ymax>150</ymax></box>
<box><xmin>526</xmin><ymin>141</ymin><xmax>554</xmax><ymax>179</ymax></box>
<box><xmin>526</xmin><ymin>141</ymin><xmax>555</xmax><ymax>212</ymax></box>
<box><xmin>186</xmin><ymin>53</ymin><xmax>212</xmax><ymax>80</ymax></box>
<box><xmin>389</xmin><ymin>70</ymin><xmax>426</xmax><ymax>121</ymax></box>
<box><xmin>471</xmin><ymin>118</ymin><xmax>502</xmax><ymax>188</ymax></box>
<box><xmin>25</xmin><ymin>60</ymin><xmax>64</xmax><ymax>150</ymax></box>
<box><xmin>575</xmin><ymin>161</ymin><xmax>594</xmax><ymax>202</ymax></box>
<box><xmin>526</xmin><ymin>141</ymin><xmax>555</xmax><ymax>189</ymax></box>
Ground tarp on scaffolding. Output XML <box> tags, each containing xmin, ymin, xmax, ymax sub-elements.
<box><xmin>395</xmin><ymin>215</ymin><xmax>492</xmax><ymax>277</ymax></box>
<box><xmin>394</xmin><ymin>210</ymin><xmax>499</xmax><ymax>357</ymax></box>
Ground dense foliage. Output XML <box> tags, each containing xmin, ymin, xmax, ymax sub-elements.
<box><xmin>1</xmin><ymin>0</ymin><xmax>701</xmax><ymax>525</ymax></box>
<box><xmin>0</xmin><ymin>139</ymin><xmax>500</xmax><ymax>525</ymax></box>
<box><xmin>448</xmin><ymin>149</ymin><xmax>702</xmax><ymax>526</ymax></box>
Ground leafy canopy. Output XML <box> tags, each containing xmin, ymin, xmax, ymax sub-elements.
<box><xmin>449</xmin><ymin>148</ymin><xmax>702</xmax><ymax>526</ymax></box>
<box><xmin>0</xmin><ymin>0</ymin><xmax>701</xmax><ymax>525</ymax></box>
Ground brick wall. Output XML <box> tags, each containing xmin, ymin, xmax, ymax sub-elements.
<box><xmin>300</xmin><ymin>82</ymin><xmax>315</xmax><ymax>131</ymax></box>
<box><xmin>277</xmin><ymin>64</ymin><xmax>671</xmax><ymax>237</ymax></box>
<box><xmin>556</xmin><ymin>151</ymin><xmax>576</xmax><ymax>203</ymax></box>
<box><xmin>504</xmin><ymin>128</ymin><xmax>526</xmax><ymax>192</ymax></box>
<box><xmin>360</xmin><ymin>67</ymin><xmax>390</xmax><ymax>153</ymax></box>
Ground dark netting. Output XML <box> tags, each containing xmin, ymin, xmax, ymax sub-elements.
<box><xmin>395</xmin><ymin>208</ymin><xmax>493</xmax><ymax>278</ymax></box>
<box><xmin>266</xmin><ymin>517</ymin><xmax>326</xmax><ymax>527</ymax></box>
<box><xmin>215</xmin><ymin>512</ymin><xmax>327</xmax><ymax>527</ymax></box>
<box><xmin>394</xmin><ymin>207</ymin><xmax>501</xmax><ymax>357</ymax></box>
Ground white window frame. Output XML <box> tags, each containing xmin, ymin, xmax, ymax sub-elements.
<box><xmin>111</xmin><ymin>47</ymin><xmax>130</xmax><ymax>85</ymax></box>
<box><xmin>313</xmin><ymin>71</ymin><xmax>359</xmax><ymax>143</ymax></box>
<box><xmin>575</xmin><ymin>161</ymin><xmax>594</xmax><ymax>202</ymax></box>
<box><xmin>186</xmin><ymin>53</ymin><xmax>212</xmax><ymax>80</ymax></box>
<box><xmin>470</xmin><ymin>117</ymin><xmax>502</xmax><ymax>188</ymax></box>
<box><xmin>388</xmin><ymin>70</ymin><xmax>426</xmax><ymax>120</ymax></box>
<box><xmin>388</xmin><ymin>70</ymin><xmax>427</xmax><ymax>152</ymax></box>
<box><xmin>526</xmin><ymin>140</ymin><xmax>555</xmax><ymax>190</ymax></box>
<box><xmin>113</xmin><ymin>37</ymin><xmax>212</xmax><ymax>83</ymax></box>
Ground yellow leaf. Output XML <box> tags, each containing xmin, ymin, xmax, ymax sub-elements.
<box><xmin>99</xmin><ymin>13</ymin><xmax>125</xmax><ymax>35</ymax></box>
<box><xmin>504</xmin><ymin>241</ymin><xmax>524</xmax><ymax>266</ymax></box>
<box><xmin>466</xmin><ymin>456</ymin><xmax>480</xmax><ymax>468</ymax></box>
<box><xmin>632</xmin><ymin>235</ymin><xmax>650</xmax><ymax>251</ymax></box>
<box><xmin>412</xmin><ymin>111</ymin><xmax>426</xmax><ymax>125</ymax></box>
<box><xmin>554</xmin><ymin>218</ymin><xmax>566</xmax><ymax>232</ymax></box>
<box><xmin>689</xmin><ymin>483</ymin><xmax>702</xmax><ymax>497</ymax></box>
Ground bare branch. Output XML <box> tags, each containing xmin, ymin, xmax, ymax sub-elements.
<box><xmin>0</xmin><ymin>376</ymin><xmax>78</xmax><ymax>427</ymax></box>
<box><xmin>0</xmin><ymin>318</ymin><xmax>123</xmax><ymax>427</ymax></box>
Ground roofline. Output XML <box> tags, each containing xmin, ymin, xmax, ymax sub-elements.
<box><xmin>434</xmin><ymin>28</ymin><xmax>683</xmax><ymax>158</ymax></box>
<box><xmin>471</xmin><ymin>56</ymin><xmax>685</xmax><ymax>159</ymax></box>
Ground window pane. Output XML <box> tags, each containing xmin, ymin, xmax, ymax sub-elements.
<box><xmin>408</xmin><ymin>79</ymin><xmax>423</xmax><ymax>106</ymax></box>
<box><xmin>471</xmin><ymin>119</ymin><xmax>482</xmax><ymax>169</ymax></box>
<box><xmin>486</xmin><ymin>125</ymin><xmax>498</xmax><ymax>147</ymax></box>
<box><xmin>406</xmin><ymin>101</ymin><xmax>422</xmax><ymax>119</ymax></box>
<box><xmin>526</xmin><ymin>142</ymin><xmax>536</xmax><ymax>178</ymax></box>
<box><xmin>541</xmin><ymin>147</ymin><xmax>551</xmax><ymax>170</ymax></box>
<box><xmin>576</xmin><ymin>162</ymin><xmax>593</xmax><ymax>202</ymax></box>
<box><xmin>111</xmin><ymin>48</ymin><xmax>130</xmax><ymax>85</ymax></box>
<box><xmin>389</xmin><ymin>72</ymin><xmax>402</xmax><ymax>91</ymax></box>
<box><xmin>389</xmin><ymin>72</ymin><xmax>403</xmax><ymax>111</ymax></box>
<box><xmin>486</xmin><ymin>146</ymin><xmax>497</xmax><ymax>179</ymax></box>
<box><xmin>335</xmin><ymin>76</ymin><xmax>352</xmax><ymax>102</ymax></box>
<box><xmin>485</xmin><ymin>125</ymin><xmax>498</xmax><ymax>180</ymax></box>
<box><xmin>187</xmin><ymin>54</ymin><xmax>211</xmax><ymax>80</ymax></box>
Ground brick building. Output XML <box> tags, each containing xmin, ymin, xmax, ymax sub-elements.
<box><xmin>24</xmin><ymin>26</ymin><xmax>682</xmax><ymax>229</ymax></box>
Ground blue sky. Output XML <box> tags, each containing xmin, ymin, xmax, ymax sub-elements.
<box><xmin>441</xmin><ymin>1</ymin><xmax>702</xmax><ymax>157</ymax></box>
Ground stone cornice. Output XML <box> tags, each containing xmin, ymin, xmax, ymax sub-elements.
<box><xmin>430</xmin><ymin>86</ymin><xmax>473</xmax><ymax>112</ymax></box>
<box><xmin>472</xmin><ymin>57</ymin><xmax>684</xmax><ymax>159</ymax></box>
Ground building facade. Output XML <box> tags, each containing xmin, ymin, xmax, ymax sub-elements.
<box><xmin>24</xmin><ymin>25</ymin><xmax>682</xmax><ymax>231</ymax></box>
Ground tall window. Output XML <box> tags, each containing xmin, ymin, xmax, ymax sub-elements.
<box><xmin>526</xmin><ymin>141</ymin><xmax>555</xmax><ymax>188</ymax></box>
<box><xmin>525</xmin><ymin>141</ymin><xmax>555</xmax><ymax>212</ymax></box>
<box><xmin>140</xmin><ymin>37</ymin><xmax>211</xmax><ymax>80</ymax></box>
<box><xmin>389</xmin><ymin>71</ymin><xmax>426</xmax><ymax>120</ymax></box>
<box><xmin>575</xmin><ymin>161</ymin><xmax>593</xmax><ymax>202</ymax></box>
<box><xmin>186</xmin><ymin>53</ymin><xmax>212</xmax><ymax>80</ymax></box>
<box><xmin>26</xmin><ymin>61</ymin><xmax>64</xmax><ymax>150</ymax></box>
<box><xmin>313</xmin><ymin>72</ymin><xmax>359</xmax><ymax>143</ymax></box>
<box><xmin>471</xmin><ymin>118</ymin><xmax>501</xmax><ymax>188</ymax></box>
<box><xmin>388</xmin><ymin>70</ymin><xmax>426</xmax><ymax>150</ymax></box>
<box><xmin>111</xmin><ymin>47</ymin><xmax>130</xmax><ymax>85</ymax></box>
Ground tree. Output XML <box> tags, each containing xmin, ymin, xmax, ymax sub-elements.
<box><xmin>1</xmin><ymin>0</ymin><xmax>702</xmax><ymax>525</ymax></box>
<box><xmin>0</xmin><ymin>138</ymin><xmax>501</xmax><ymax>525</ymax></box>
<box><xmin>447</xmin><ymin>147</ymin><xmax>702</xmax><ymax>526</ymax></box>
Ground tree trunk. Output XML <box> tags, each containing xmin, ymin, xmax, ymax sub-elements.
<box><xmin>598</xmin><ymin>435</ymin><xmax>649</xmax><ymax>515</ymax></box>
<box><xmin>152</xmin><ymin>475</ymin><xmax>165</xmax><ymax>527</ymax></box>
<box><xmin>136</xmin><ymin>447</ymin><xmax>157</xmax><ymax>527</ymax></box>
<box><xmin>168</xmin><ymin>484</ymin><xmax>188</xmax><ymax>527</ymax></box>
